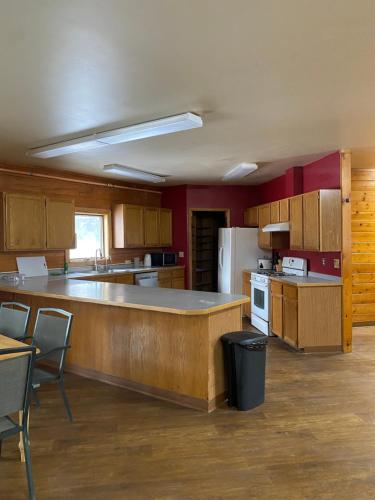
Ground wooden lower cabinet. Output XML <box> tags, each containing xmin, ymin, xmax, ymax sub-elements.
<box><xmin>158</xmin><ymin>268</ymin><xmax>185</xmax><ymax>289</ymax></box>
<box><xmin>242</xmin><ymin>271</ymin><xmax>251</xmax><ymax>317</ymax></box>
<box><xmin>270</xmin><ymin>281</ymin><xmax>283</xmax><ymax>336</ymax></box>
<box><xmin>270</xmin><ymin>279</ymin><xmax>342</xmax><ymax>351</ymax></box>
<box><xmin>282</xmin><ymin>285</ymin><xmax>298</xmax><ymax>347</ymax></box>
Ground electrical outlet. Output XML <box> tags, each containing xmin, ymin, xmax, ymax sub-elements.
<box><xmin>322</xmin><ymin>258</ymin><xmax>326</xmax><ymax>266</ymax></box>
<box><xmin>334</xmin><ymin>258</ymin><xmax>340</xmax><ymax>269</ymax></box>
<box><xmin>178</xmin><ymin>251</ymin><xmax>184</xmax><ymax>258</ymax></box>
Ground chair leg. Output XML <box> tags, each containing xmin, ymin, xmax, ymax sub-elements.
<box><xmin>32</xmin><ymin>388</ymin><xmax>40</xmax><ymax>408</ymax></box>
<box><xmin>58</xmin><ymin>377</ymin><xmax>73</xmax><ymax>422</ymax></box>
<box><xmin>22</xmin><ymin>430</ymin><xmax>35</xmax><ymax>500</ymax></box>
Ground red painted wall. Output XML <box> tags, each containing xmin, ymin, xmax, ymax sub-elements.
<box><xmin>162</xmin><ymin>152</ymin><xmax>342</xmax><ymax>285</ymax></box>
<box><xmin>258</xmin><ymin>153</ymin><xmax>341</xmax><ymax>276</ymax></box>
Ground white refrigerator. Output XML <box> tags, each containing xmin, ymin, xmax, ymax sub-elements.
<box><xmin>218</xmin><ymin>228</ymin><xmax>271</xmax><ymax>294</ymax></box>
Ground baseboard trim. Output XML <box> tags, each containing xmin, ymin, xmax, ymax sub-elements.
<box><xmin>64</xmin><ymin>363</ymin><xmax>222</xmax><ymax>412</ymax></box>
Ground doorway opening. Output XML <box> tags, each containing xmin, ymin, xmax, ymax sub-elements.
<box><xmin>190</xmin><ymin>209</ymin><xmax>229</xmax><ymax>292</ymax></box>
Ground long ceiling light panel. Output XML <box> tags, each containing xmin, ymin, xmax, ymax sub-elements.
<box><xmin>27</xmin><ymin>112</ymin><xmax>203</xmax><ymax>159</ymax></box>
<box><xmin>103</xmin><ymin>164</ymin><xmax>166</xmax><ymax>183</ymax></box>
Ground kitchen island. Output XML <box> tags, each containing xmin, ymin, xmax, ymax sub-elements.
<box><xmin>0</xmin><ymin>275</ymin><xmax>248</xmax><ymax>411</ymax></box>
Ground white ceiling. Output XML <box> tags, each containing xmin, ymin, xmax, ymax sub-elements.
<box><xmin>1</xmin><ymin>0</ymin><xmax>375</xmax><ymax>184</ymax></box>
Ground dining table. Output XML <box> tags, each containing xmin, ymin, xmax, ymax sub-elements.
<box><xmin>0</xmin><ymin>334</ymin><xmax>39</xmax><ymax>463</ymax></box>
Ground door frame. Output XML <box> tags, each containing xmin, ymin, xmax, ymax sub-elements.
<box><xmin>188</xmin><ymin>208</ymin><xmax>230</xmax><ymax>290</ymax></box>
<box><xmin>340</xmin><ymin>150</ymin><xmax>352</xmax><ymax>352</ymax></box>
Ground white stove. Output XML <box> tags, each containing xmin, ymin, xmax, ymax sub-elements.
<box><xmin>250</xmin><ymin>257</ymin><xmax>307</xmax><ymax>335</ymax></box>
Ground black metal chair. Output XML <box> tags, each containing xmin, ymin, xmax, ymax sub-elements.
<box><xmin>0</xmin><ymin>302</ymin><xmax>31</xmax><ymax>341</ymax></box>
<box><xmin>31</xmin><ymin>308</ymin><xmax>74</xmax><ymax>422</ymax></box>
<box><xmin>0</xmin><ymin>345</ymin><xmax>36</xmax><ymax>500</ymax></box>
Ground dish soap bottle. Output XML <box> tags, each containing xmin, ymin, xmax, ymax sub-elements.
<box><xmin>63</xmin><ymin>259</ymin><xmax>69</xmax><ymax>275</ymax></box>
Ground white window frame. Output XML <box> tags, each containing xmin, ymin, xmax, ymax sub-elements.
<box><xmin>68</xmin><ymin>208</ymin><xmax>111</xmax><ymax>265</ymax></box>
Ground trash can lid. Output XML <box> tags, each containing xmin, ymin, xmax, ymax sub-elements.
<box><xmin>221</xmin><ymin>331</ymin><xmax>268</xmax><ymax>345</ymax></box>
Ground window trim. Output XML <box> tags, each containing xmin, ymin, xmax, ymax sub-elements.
<box><xmin>67</xmin><ymin>207</ymin><xmax>112</xmax><ymax>265</ymax></box>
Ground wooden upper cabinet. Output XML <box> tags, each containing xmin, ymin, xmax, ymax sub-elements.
<box><xmin>4</xmin><ymin>193</ymin><xmax>46</xmax><ymax>250</ymax></box>
<box><xmin>113</xmin><ymin>204</ymin><xmax>144</xmax><ymax>248</ymax></box>
<box><xmin>244</xmin><ymin>207</ymin><xmax>258</xmax><ymax>227</ymax></box>
<box><xmin>303</xmin><ymin>190</ymin><xmax>341</xmax><ymax>252</ymax></box>
<box><xmin>303</xmin><ymin>191</ymin><xmax>320</xmax><ymax>251</ymax></box>
<box><xmin>144</xmin><ymin>207</ymin><xmax>160</xmax><ymax>247</ymax></box>
<box><xmin>258</xmin><ymin>204</ymin><xmax>271</xmax><ymax>249</ymax></box>
<box><xmin>46</xmin><ymin>199</ymin><xmax>75</xmax><ymax>249</ymax></box>
<box><xmin>279</xmin><ymin>198</ymin><xmax>289</xmax><ymax>222</ymax></box>
<box><xmin>289</xmin><ymin>195</ymin><xmax>303</xmax><ymax>250</ymax></box>
<box><xmin>270</xmin><ymin>202</ymin><xmax>280</xmax><ymax>224</ymax></box>
<box><xmin>159</xmin><ymin>208</ymin><xmax>172</xmax><ymax>246</ymax></box>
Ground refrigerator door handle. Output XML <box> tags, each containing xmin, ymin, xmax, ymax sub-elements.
<box><xmin>219</xmin><ymin>247</ymin><xmax>224</xmax><ymax>269</ymax></box>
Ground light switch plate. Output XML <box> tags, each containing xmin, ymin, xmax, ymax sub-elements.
<box><xmin>322</xmin><ymin>258</ymin><xmax>326</xmax><ymax>266</ymax></box>
<box><xmin>178</xmin><ymin>251</ymin><xmax>184</xmax><ymax>258</ymax></box>
<box><xmin>334</xmin><ymin>258</ymin><xmax>340</xmax><ymax>269</ymax></box>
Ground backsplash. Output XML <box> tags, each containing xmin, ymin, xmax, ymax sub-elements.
<box><xmin>276</xmin><ymin>249</ymin><xmax>341</xmax><ymax>277</ymax></box>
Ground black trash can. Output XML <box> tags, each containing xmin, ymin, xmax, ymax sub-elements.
<box><xmin>221</xmin><ymin>331</ymin><xmax>268</xmax><ymax>411</ymax></box>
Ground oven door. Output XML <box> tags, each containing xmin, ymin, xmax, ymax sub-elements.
<box><xmin>251</xmin><ymin>281</ymin><xmax>269</xmax><ymax>321</ymax></box>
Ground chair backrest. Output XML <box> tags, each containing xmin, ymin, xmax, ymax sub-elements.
<box><xmin>0</xmin><ymin>302</ymin><xmax>31</xmax><ymax>339</ymax></box>
<box><xmin>33</xmin><ymin>308</ymin><xmax>73</xmax><ymax>372</ymax></box>
<box><xmin>0</xmin><ymin>346</ymin><xmax>35</xmax><ymax>421</ymax></box>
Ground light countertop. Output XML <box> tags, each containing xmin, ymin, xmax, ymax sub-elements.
<box><xmin>0</xmin><ymin>275</ymin><xmax>248</xmax><ymax>315</ymax></box>
<box><xmin>270</xmin><ymin>276</ymin><xmax>342</xmax><ymax>287</ymax></box>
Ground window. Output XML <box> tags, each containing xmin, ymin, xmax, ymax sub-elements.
<box><xmin>70</xmin><ymin>213</ymin><xmax>105</xmax><ymax>260</ymax></box>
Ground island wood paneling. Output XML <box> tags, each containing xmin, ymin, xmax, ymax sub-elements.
<box><xmin>352</xmin><ymin>166</ymin><xmax>375</xmax><ymax>323</ymax></box>
<box><xmin>3</xmin><ymin>291</ymin><xmax>242</xmax><ymax>411</ymax></box>
<box><xmin>0</xmin><ymin>165</ymin><xmax>161</xmax><ymax>271</ymax></box>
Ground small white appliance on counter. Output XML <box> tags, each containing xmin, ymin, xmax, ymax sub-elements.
<box><xmin>144</xmin><ymin>253</ymin><xmax>152</xmax><ymax>267</ymax></box>
<box><xmin>251</xmin><ymin>256</ymin><xmax>307</xmax><ymax>335</ymax></box>
<box><xmin>218</xmin><ymin>228</ymin><xmax>271</xmax><ymax>294</ymax></box>
<box><xmin>16</xmin><ymin>256</ymin><xmax>48</xmax><ymax>278</ymax></box>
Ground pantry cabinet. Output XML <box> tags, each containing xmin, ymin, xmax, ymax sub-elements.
<box><xmin>113</xmin><ymin>204</ymin><xmax>173</xmax><ymax>249</ymax></box>
<box><xmin>0</xmin><ymin>193</ymin><xmax>75</xmax><ymax>251</ymax></box>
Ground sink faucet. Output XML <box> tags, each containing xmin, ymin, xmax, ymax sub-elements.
<box><xmin>94</xmin><ymin>248</ymin><xmax>103</xmax><ymax>272</ymax></box>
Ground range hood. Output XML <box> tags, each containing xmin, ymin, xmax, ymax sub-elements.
<box><xmin>262</xmin><ymin>222</ymin><xmax>290</xmax><ymax>232</ymax></box>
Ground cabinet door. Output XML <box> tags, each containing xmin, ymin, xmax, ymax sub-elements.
<box><xmin>159</xmin><ymin>208</ymin><xmax>172</xmax><ymax>246</ymax></box>
<box><xmin>144</xmin><ymin>208</ymin><xmax>160</xmax><ymax>247</ymax></box>
<box><xmin>270</xmin><ymin>202</ymin><xmax>280</xmax><ymax>224</ymax></box>
<box><xmin>242</xmin><ymin>271</ymin><xmax>251</xmax><ymax>317</ymax></box>
<box><xmin>279</xmin><ymin>198</ymin><xmax>289</xmax><ymax>222</ymax></box>
<box><xmin>258</xmin><ymin>205</ymin><xmax>271</xmax><ymax>249</ymax></box>
<box><xmin>115</xmin><ymin>274</ymin><xmax>134</xmax><ymax>285</ymax></box>
<box><xmin>244</xmin><ymin>207</ymin><xmax>258</xmax><ymax>227</ymax></box>
<box><xmin>270</xmin><ymin>281</ymin><xmax>283</xmax><ymax>336</ymax></box>
<box><xmin>171</xmin><ymin>277</ymin><xmax>185</xmax><ymax>289</ymax></box>
<box><xmin>124</xmin><ymin>205</ymin><xmax>144</xmax><ymax>247</ymax></box>
<box><xmin>303</xmin><ymin>191</ymin><xmax>320</xmax><ymax>251</ymax></box>
<box><xmin>283</xmin><ymin>285</ymin><xmax>298</xmax><ymax>347</ymax></box>
<box><xmin>46</xmin><ymin>199</ymin><xmax>75</xmax><ymax>249</ymax></box>
<box><xmin>289</xmin><ymin>195</ymin><xmax>303</xmax><ymax>250</ymax></box>
<box><xmin>5</xmin><ymin>193</ymin><xmax>46</xmax><ymax>250</ymax></box>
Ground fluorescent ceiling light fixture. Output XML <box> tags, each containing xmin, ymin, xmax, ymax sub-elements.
<box><xmin>103</xmin><ymin>164</ymin><xmax>167</xmax><ymax>183</ymax></box>
<box><xmin>27</xmin><ymin>112</ymin><xmax>203</xmax><ymax>158</ymax></box>
<box><xmin>222</xmin><ymin>162</ymin><xmax>258</xmax><ymax>180</ymax></box>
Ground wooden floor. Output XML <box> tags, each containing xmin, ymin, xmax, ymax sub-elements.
<box><xmin>1</xmin><ymin>325</ymin><xmax>375</xmax><ymax>499</ymax></box>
